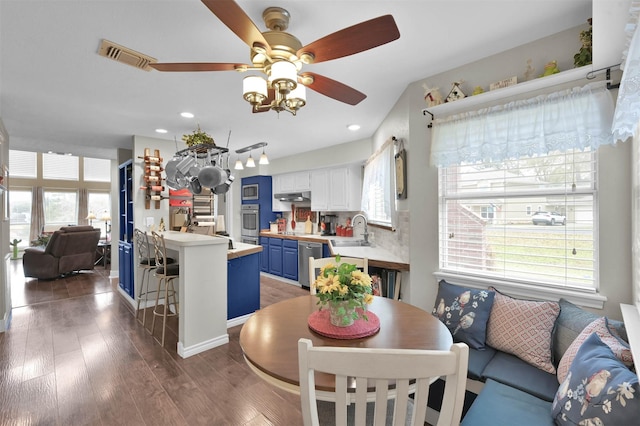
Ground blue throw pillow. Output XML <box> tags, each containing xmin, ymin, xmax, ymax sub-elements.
<box><xmin>552</xmin><ymin>332</ymin><xmax>640</xmax><ymax>425</ymax></box>
<box><xmin>432</xmin><ymin>280</ymin><xmax>495</xmax><ymax>350</ymax></box>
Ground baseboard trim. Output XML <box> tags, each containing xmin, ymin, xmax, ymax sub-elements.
<box><xmin>178</xmin><ymin>333</ymin><xmax>229</xmax><ymax>358</ymax></box>
<box><xmin>0</xmin><ymin>309</ymin><xmax>11</xmax><ymax>332</ymax></box>
<box><xmin>227</xmin><ymin>313</ymin><xmax>253</xmax><ymax>328</ymax></box>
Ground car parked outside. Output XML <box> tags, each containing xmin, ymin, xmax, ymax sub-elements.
<box><xmin>532</xmin><ymin>211</ymin><xmax>566</xmax><ymax>225</ymax></box>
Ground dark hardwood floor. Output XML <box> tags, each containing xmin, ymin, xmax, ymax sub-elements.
<box><xmin>2</xmin><ymin>260</ymin><xmax>309</xmax><ymax>425</ymax></box>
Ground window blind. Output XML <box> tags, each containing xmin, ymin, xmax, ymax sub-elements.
<box><xmin>439</xmin><ymin>149</ymin><xmax>597</xmax><ymax>290</ymax></box>
<box><xmin>83</xmin><ymin>157</ymin><xmax>111</xmax><ymax>182</ymax></box>
<box><xmin>43</xmin><ymin>153</ymin><xmax>79</xmax><ymax>181</ymax></box>
<box><xmin>9</xmin><ymin>150</ymin><xmax>37</xmax><ymax>178</ymax></box>
<box><xmin>361</xmin><ymin>138</ymin><xmax>396</xmax><ymax>227</ymax></box>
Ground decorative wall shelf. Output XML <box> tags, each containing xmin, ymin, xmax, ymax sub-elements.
<box><xmin>423</xmin><ymin>66</ymin><xmax>593</xmax><ymax>122</ymax></box>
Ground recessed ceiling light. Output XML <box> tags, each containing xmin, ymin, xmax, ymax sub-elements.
<box><xmin>180</xmin><ymin>112</ymin><xmax>194</xmax><ymax>118</ymax></box>
<box><xmin>347</xmin><ymin>124</ymin><xmax>361</xmax><ymax>131</ymax></box>
<box><xmin>155</xmin><ymin>128</ymin><xmax>168</xmax><ymax>134</ymax></box>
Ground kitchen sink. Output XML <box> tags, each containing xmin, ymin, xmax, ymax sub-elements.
<box><xmin>330</xmin><ymin>239</ymin><xmax>372</xmax><ymax>247</ymax></box>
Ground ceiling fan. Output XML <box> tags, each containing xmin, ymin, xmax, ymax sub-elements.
<box><xmin>149</xmin><ymin>0</ymin><xmax>400</xmax><ymax>114</ymax></box>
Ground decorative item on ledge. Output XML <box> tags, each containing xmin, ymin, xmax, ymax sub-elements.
<box><xmin>312</xmin><ymin>255</ymin><xmax>374</xmax><ymax>327</ymax></box>
<box><xmin>182</xmin><ymin>125</ymin><xmax>215</xmax><ymax>148</ymax></box>
<box><xmin>574</xmin><ymin>18</ymin><xmax>592</xmax><ymax>68</ymax></box>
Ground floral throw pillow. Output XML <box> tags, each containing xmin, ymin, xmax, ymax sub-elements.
<box><xmin>486</xmin><ymin>288</ymin><xmax>560</xmax><ymax>374</ymax></box>
<box><xmin>552</xmin><ymin>332</ymin><xmax>640</xmax><ymax>425</ymax></box>
<box><xmin>557</xmin><ymin>317</ymin><xmax>633</xmax><ymax>384</ymax></box>
<box><xmin>431</xmin><ymin>280</ymin><xmax>495</xmax><ymax>350</ymax></box>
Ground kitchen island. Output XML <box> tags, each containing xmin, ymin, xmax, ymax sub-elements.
<box><xmin>159</xmin><ymin>231</ymin><xmax>229</xmax><ymax>358</ymax></box>
<box><xmin>227</xmin><ymin>241</ymin><xmax>263</xmax><ymax>326</ymax></box>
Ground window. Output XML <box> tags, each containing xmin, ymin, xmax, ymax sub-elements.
<box><xmin>88</xmin><ymin>192</ymin><xmax>111</xmax><ymax>237</ymax></box>
<box><xmin>361</xmin><ymin>139</ymin><xmax>396</xmax><ymax>227</ymax></box>
<box><xmin>439</xmin><ymin>149</ymin><xmax>596</xmax><ymax>290</ymax></box>
<box><xmin>83</xmin><ymin>157</ymin><xmax>111</xmax><ymax>182</ymax></box>
<box><xmin>9</xmin><ymin>150</ymin><xmax>37</xmax><ymax>178</ymax></box>
<box><xmin>43</xmin><ymin>153</ymin><xmax>79</xmax><ymax>180</ymax></box>
<box><xmin>44</xmin><ymin>191</ymin><xmax>78</xmax><ymax>227</ymax></box>
<box><xmin>9</xmin><ymin>190</ymin><xmax>32</xmax><ymax>247</ymax></box>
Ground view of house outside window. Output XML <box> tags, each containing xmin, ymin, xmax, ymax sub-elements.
<box><xmin>9</xmin><ymin>190</ymin><xmax>32</xmax><ymax>247</ymax></box>
<box><xmin>439</xmin><ymin>148</ymin><xmax>597</xmax><ymax>290</ymax></box>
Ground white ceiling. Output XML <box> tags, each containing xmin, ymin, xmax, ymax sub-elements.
<box><xmin>0</xmin><ymin>0</ymin><xmax>592</xmax><ymax>161</ymax></box>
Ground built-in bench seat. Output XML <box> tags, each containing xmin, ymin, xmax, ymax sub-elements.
<box><xmin>427</xmin><ymin>280</ymin><xmax>636</xmax><ymax>425</ymax></box>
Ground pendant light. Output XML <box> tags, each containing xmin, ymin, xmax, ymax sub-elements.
<box><xmin>245</xmin><ymin>151</ymin><xmax>256</xmax><ymax>168</ymax></box>
<box><xmin>259</xmin><ymin>146</ymin><xmax>269</xmax><ymax>165</ymax></box>
<box><xmin>234</xmin><ymin>156</ymin><xmax>244</xmax><ymax>170</ymax></box>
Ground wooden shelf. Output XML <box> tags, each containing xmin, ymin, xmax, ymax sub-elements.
<box><xmin>423</xmin><ymin>66</ymin><xmax>592</xmax><ymax>120</ymax></box>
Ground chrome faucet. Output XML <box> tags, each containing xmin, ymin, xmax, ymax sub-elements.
<box><xmin>352</xmin><ymin>213</ymin><xmax>369</xmax><ymax>244</ymax></box>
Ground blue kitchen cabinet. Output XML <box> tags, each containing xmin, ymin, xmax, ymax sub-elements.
<box><xmin>241</xmin><ymin>175</ymin><xmax>277</xmax><ymax>230</ymax></box>
<box><xmin>260</xmin><ymin>236</ymin><xmax>269</xmax><ymax>272</ymax></box>
<box><xmin>268</xmin><ymin>237</ymin><xmax>283</xmax><ymax>276</ymax></box>
<box><xmin>118</xmin><ymin>241</ymin><xmax>134</xmax><ymax>298</ymax></box>
<box><xmin>323</xmin><ymin>243</ymin><xmax>331</xmax><ymax>258</ymax></box>
<box><xmin>282</xmin><ymin>239</ymin><xmax>298</xmax><ymax>280</ymax></box>
<box><xmin>227</xmin><ymin>253</ymin><xmax>260</xmax><ymax>319</ymax></box>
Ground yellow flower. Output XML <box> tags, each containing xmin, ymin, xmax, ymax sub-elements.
<box><xmin>351</xmin><ymin>270</ymin><xmax>372</xmax><ymax>287</ymax></box>
<box><xmin>364</xmin><ymin>293</ymin><xmax>374</xmax><ymax>304</ymax></box>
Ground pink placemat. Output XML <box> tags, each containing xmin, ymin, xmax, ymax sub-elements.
<box><xmin>307</xmin><ymin>309</ymin><xmax>380</xmax><ymax>339</ymax></box>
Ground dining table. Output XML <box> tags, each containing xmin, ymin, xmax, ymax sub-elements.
<box><xmin>239</xmin><ymin>295</ymin><xmax>453</xmax><ymax>400</ymax></box>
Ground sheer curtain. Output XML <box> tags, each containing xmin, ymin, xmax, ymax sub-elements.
<box><xmin>29</xmin><ymin>187</ymin><xmax>44</xmax><ymax>242</ymax></box>
<box><xmin>612</xmin><ymin>1</ymin><xmax>640</xmax><ymax>143</ymax></box>
<box><xmin>431</xmin><ymin>82</ymin><xmax>615</xmax><ymax>167</ymax></box>
<box><xmin>361</xmin><ymin>137</ymin><xmax>396</xmax><ymax>228</ymax></box>
<box><xmin>78</xmin><ymin>188</ymin><xmax>88</xmax><ymax>225</ymax></box>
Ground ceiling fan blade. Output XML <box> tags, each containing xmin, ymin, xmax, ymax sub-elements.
<box><xmin>150</xmin><ymin>63</ymin><xmax>246</xmax><ymax>72</ymax></box>
<box><xmin>300</xmin><ymin>72</ymin><xmax>366</xmax><ymax>106</ymax></box>
<box><xmin>201</xmin><ymin>0</ymin><xmax>271</xmax><ymax>53</ymax></box>
<box><xmin>297</xmin><ymin>15</ymin><xmax>399</xmax><ymax>64</ymax></box>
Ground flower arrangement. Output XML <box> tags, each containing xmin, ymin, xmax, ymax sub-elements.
<box><xmin>313</xmin><ymin>255</ymin><xmax>374</xmax><ymax>325</ymax></box>
<box><xmin>182</xmin><ymin>125</ymin><xmax>215</xmax><ymax>147</ymax></box>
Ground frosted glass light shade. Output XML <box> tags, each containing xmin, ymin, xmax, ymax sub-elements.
<box><xmin>243</xmin><ymin>75</ymin><xmax>268</xmax><ymax>98</ymax></box>
<box><xmin>269</xmin><ymin>61</ymin><xmax>297</xmax><ymax>88</ymax></box>
<box><xmin>234</xmin><ymin>159</ymin><xmax>244</xmax><ymax>170</ymax></box>
<box><xmin>246</xmin><ymin>155</ymin><xmax>256</xmax><ymax>168</ymax></box>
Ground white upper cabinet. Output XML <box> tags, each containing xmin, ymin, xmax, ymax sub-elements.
<box><xmin>273</xmin><ymin>171</ymin><xmax>310</xmax><ymax>193</ymax></box>
<box><xmin>311</xmin><ymin>164</ymin><xmax>362</xmax><ymax>212</ymax></box>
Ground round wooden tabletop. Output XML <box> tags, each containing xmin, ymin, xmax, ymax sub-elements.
<box><xmin>239</xmin><ymin>295</ymin><xmax>453</xmax><ymax>393</ymax></box>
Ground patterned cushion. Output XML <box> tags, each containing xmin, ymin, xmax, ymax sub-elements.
<box><xmin>552</xmin><ymin>333</ymin><xmax>640</xmax><ymax>425</ymax></box>
<box><xmin>432</xmin><ymin>280</ymin><xmax>495</xmax><ymax>350</ymax></box>
<box><xmin>486</xmin><ymin>288</ymin><xmax>560</xmax><ymax>374</ymax></box>
<box><xmin>553</xmin><ymin>298</ymin><xmax>627</xmax><ymax>365</ymax></box>
<box><xmin>557</xmin><ymin>317</ymin><xmax>633</xmax><ymax>383</ymax></box>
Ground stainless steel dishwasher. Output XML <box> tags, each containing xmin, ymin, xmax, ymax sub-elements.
<box><xmin>298</xmin><ymin>241</ymin><xmax>323</xmax><ymax>289</ymax></box>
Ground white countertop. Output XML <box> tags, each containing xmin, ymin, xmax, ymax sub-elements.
<box><xmin>160</xmin><ymin>231</ymin><xmax>230</xmax><ymax>247</ymax></box>
<box><xmin>259</xmin><ymin>231</ymin><xmax>409</xmax><ymax>270</ymax></box>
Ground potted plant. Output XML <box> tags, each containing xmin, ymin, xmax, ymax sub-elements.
<box><xmin>182</xmin><ymin>125</ymin><xmax>215</xmax><ymax>147</ymax></box>
<box><xmin>312</xmin><ymin>255</ymin><xmax>374</xmax><ymax>326</ymax></box>
<box><xmin>9</xmin><ymin>238</ymin><xmax>21</xmax><ymax>259</ymax></box>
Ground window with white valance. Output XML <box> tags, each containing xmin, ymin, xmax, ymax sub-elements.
<box><xmin>431</xmin><ymin>82</ymin><xmax>618</xmax><ymax>293</ymax></box>
<box><xmin>431</xmin><ymin>82</ymin><xmax>615</xmax><ymax>167</ymax></box>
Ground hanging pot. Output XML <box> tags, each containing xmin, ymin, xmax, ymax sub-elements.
<box><xmin>187</xmin><ymin>175</ymin><xmax>202</xmax><ymax>195</ymax></box>
<box><xmin>198</xmin><ymin>151</ymin><xmax>225</xmax><ymax>188</ymax></box>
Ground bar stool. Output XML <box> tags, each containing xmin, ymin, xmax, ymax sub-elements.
<box><xmin>149</xmin><ymin>231</ymin><xmax>180</xmax><ymax>347</ymax></box>
<box><xmin>133</xmin><ymin>228</ymin><xmax>156</xmax><ymax>327</ymax></box>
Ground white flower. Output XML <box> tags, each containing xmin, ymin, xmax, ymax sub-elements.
<box><xmin>602</xmin><ymin>399</ymin><xmax>611</xmax><ymax>413</ymax></box>
<box><xmin>618</xmin><ymin>382</ymin><xmax>635</xmax><ymax>399</ymax></box>
<box><xmin>472</xmin><ymin>301</ymin><xmax>478</xmax><ymax>308</ymax></box>
<box><xmin>567</xmin><ymin>389</ymin><xmax>573</xmax><ymax>398</ymax></box>
<box><xmin>565</xmin><ymin>400</ymin><xmax>572</xmax><ymax>411</ymax></box>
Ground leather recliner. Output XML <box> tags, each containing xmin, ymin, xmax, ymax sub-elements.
<box><xmin>23</xmin><ymin>226</ymin><xmax>101</xmax><ymax>279</ymax></box>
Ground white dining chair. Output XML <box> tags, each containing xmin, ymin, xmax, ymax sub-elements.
<box><xmin>297</xmin><ymin>338</ymin><xmax>469</xmax><ymax>426</ymax></box>
<box><xmin>308</xmin><ymin>256</ymin><xmax>368</xmax><ymax>295</ymax></box>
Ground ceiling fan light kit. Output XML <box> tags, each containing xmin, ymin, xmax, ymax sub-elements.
<box><xmin>144</xmin><ymin>0</ymin><xmax>400</xmax><ymax>115</ymax></box>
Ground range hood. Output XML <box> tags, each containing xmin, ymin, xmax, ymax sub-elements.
<box><xmin>274</xmin><ymin>191</ymin><xmax>311</xmax><ymax>202</ymax></box>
